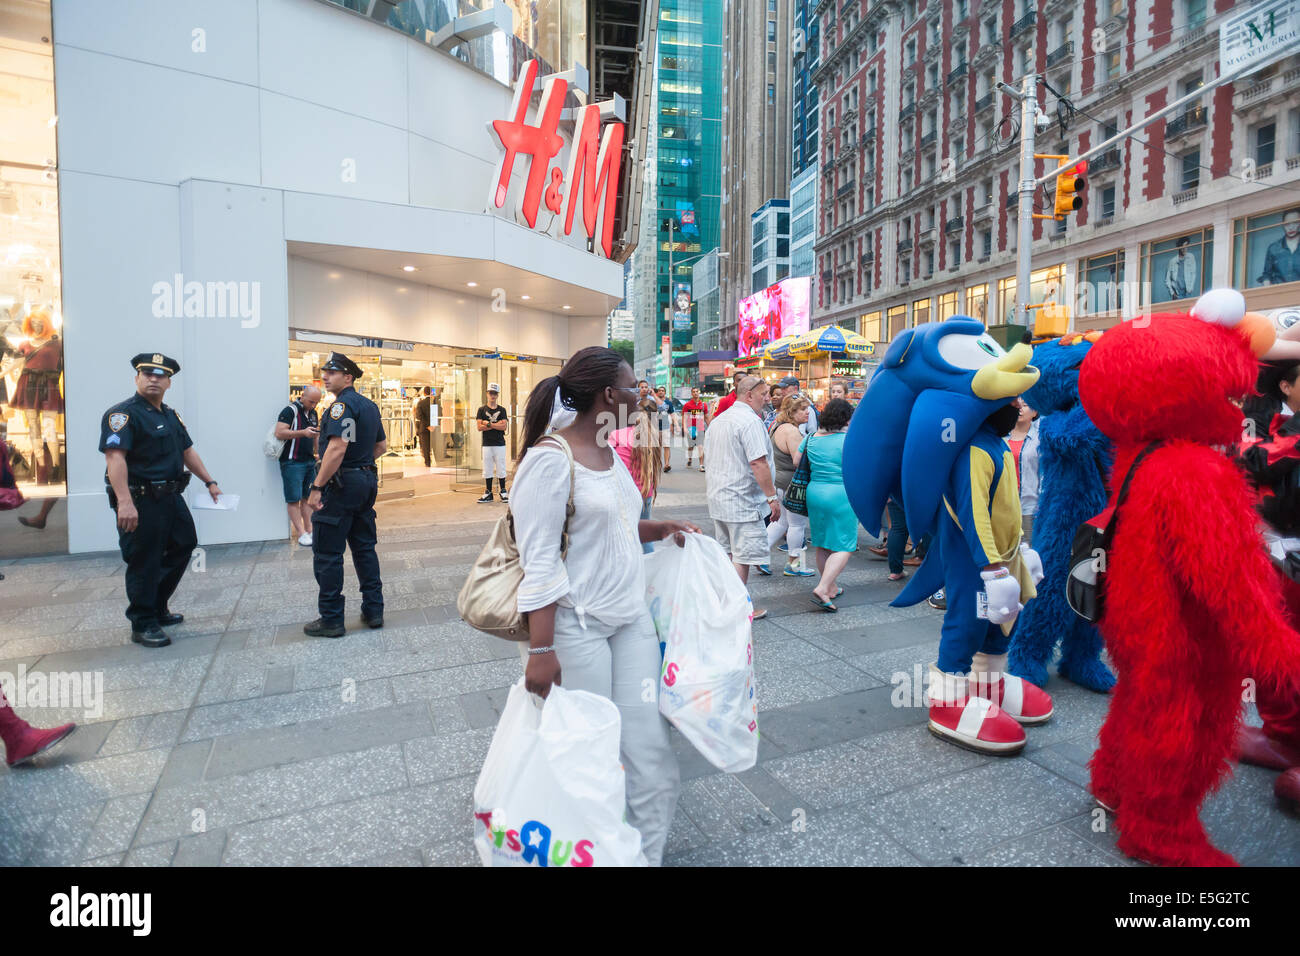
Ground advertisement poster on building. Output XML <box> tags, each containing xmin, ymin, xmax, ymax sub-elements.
<box><xmin>737</xmin><ymin>277</ymin><xmax>811</xmax><ymax>357</ymax></box>
<box><xmin>672</xmin><ymin>283</ymin><xmax>692</xmax><ymax>330</ymax></box>
<box><xmin>1146</xmin><ymin>229</ymin><xmax>1213</xmax><ymax>304</ymax></box>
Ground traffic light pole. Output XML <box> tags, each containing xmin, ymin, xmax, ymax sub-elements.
<box><xmin>1015</xmin><ymin>73</ymin><xmax>1037</xmax><ymax>330</ymax></box>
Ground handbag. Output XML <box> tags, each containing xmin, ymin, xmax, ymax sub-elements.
<box><xmin>1066</xmin><ymin>442</ymin><xmax>1160</xmax><ymax>624</ymax></box>
<box><xmin>0</xmin><ymin>438</ymin><xmax>24</xmax><ymax>511</ymax></box>
<box><xmin>458</xmin><ymin>434</ymin><xmax>576</xmax><ymax>640</ymax></box>
<box><xmin>264</xmin><ymin>403</ymin><xmax>293</xmax><ymax>459</ymax></box>
<box><xmin>783</xmin><ymin>435</ymin><xmax>811</xmax><ymax>516</ymax></box>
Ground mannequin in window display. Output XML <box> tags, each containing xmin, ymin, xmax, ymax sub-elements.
<box><xmin>13</xmin><ymin>309</ymin><xmax>63</xmax><ymax>487</ymax></box>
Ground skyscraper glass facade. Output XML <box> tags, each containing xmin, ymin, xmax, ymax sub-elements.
<box><xmin>791</xmin><ymin>0</ymin><xmax>819</xmax><ymax>179</ymax></box>
<box><xmin>657</xmin><ymin>0</ymin><xmax>722</xmax><ymax>352</ymax></box>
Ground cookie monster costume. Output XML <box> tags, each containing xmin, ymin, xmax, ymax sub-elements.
<box><xmin>1006</xmin><ymin>334</ymin><xmax>1117</xmax><ymax>692</ymax></box>
<box><xmin>844</xmin><ymin>318</ymin><xmax>1053</xmax><ymax>755</ymax></box>
<box><xmin>1080</xmin><ymin>289</ymin><xmax>1300</xmax><ymax>866</ymax></box>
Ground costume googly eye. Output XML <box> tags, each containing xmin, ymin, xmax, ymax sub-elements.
<box><xmin>937</xmin><ymin>331</ymin><xmax>1007</xmax><ymax>371</ymax></box>
<box><xmin>1270</xmin><ymin>308</ymin><xmax>1300</xmax><ymax>331</ymax></box>
<box><xmin>1190</xmin><ymin>288</ymin><xmax>1246</xmax><ymax>328</ymax></box>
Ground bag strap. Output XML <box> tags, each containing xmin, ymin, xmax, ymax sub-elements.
<box><xmin>1104</xmin><ymin>441</ymin><xmax>1162</xmax><ymax>535</ymax></box>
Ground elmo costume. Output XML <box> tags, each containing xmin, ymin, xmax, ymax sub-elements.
<box><xmin>1079</xmin><ymin>289</ymin><xmax>1300</xmax><ymax>866</ymax></box>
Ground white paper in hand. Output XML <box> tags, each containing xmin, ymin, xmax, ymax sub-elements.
<box><xmin>192</xmin><ymin>493</ymin><xmax>239</xmax><ymax>511</ymax></box>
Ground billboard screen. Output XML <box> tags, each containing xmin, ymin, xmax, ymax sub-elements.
<box><xmin>737</xmin><ymin>277</ymin><xmax>811</xmax><ymax>357</ymax></box>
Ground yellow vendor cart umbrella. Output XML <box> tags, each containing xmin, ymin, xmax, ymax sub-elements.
<box><xmin>788</xmin><ymin>325</ymin><xmax>876</xmax><ymax>357</ymax></box>
<box><xmin>762</xmin><ymin>334</ymin><xmax>804</xmax><ymax>360</ymax></box>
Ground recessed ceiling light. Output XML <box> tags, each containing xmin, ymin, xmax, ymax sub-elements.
<box><xmin>328</xmin><ymin>272</ymin><xmax>341</xmax><ymax>279</ymax></box>
<box><xmin>562</xmin><ymin>304</ymin><xmax>571</xmax><ymax>310</ymax></box>
<box><xmin>47</xmin><ymin>114</ymin><xmax>57</xmax><ymax>128</ymax></box>
<box><xmin>456</xmin><ymin>299</ymin><xmax>465</xmax><ymax>304</ymax></box>
<box><xmin>520</xmin><ymin>295</ymin><xmax>531</xmax><ymax>300</ymax></box>
<box><xmin>467</xmin><ymin>281</ymin><xmax>478</xmax><ymax>287</ymax></box>
<box><xmin>402</xmin><ymin>265</ymin><xmax>416</xmax><ymax>272</ymax></box>
<box><xmin>397</xmin><ymin>287</ymin><xmax>407</xmax><ymax>293</ymax></box>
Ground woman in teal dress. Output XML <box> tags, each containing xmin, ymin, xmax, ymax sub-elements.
<box><xmin>803</xmin><ymin>398</ymin><xmax>858</xmax><ymax>611</ymax></box>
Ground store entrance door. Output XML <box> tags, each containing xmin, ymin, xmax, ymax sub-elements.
<box><xmin>450</xmin><ymin>351</ymin><xmax>558</xmax><ymax>492</ymax></box>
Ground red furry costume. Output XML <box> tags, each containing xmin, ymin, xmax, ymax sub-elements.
<box><xmin>1078</xmin><ymin>290</ymin><xmax>1300</xmax><ymax>866</ymax></box>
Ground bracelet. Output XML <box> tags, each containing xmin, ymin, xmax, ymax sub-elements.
<box><xmin>527</xmin><ymin>646</ymin><xmax>555</xmax><ymax>656</ymax></box>
<box><xmin>204</xmin><ymin>480</ymin><xmax>217</xmax><ymax>487</ymax></box>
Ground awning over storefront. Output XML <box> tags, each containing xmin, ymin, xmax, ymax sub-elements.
<box><xmin>673</xmin><ymin>349</ymin><xmax>737</xmax><ymax>367</ymax></box>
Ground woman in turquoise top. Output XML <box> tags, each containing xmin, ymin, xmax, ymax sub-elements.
<box><xmin>804</xmin><ymin>398</ymin><xmax>858</xmax><ymax>611</ymax></box>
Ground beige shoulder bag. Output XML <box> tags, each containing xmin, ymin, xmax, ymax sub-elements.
<box><xmin>457</xmin><ymin>435</ymin><xmax>576</xmax><ymax>640</ymax></box>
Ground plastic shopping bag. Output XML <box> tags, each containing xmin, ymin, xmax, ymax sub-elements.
<box><xmin>645</xmin><ymin>533</ymin><xmax>759</xmax><ymax>773</ymax></box>
<box><xmin>472</xmin><ymin>680</ymin><xmax>648</xmax><ymax>867</ymax></box>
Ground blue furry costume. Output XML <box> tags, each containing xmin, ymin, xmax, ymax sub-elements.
<box><xmin>1006</xmin><ymin>336</ymin><xmax>1116</xmax><ymax>692</ymax></box>
<box><xmin>843</xmin><ymin>319</ymin><xmax>1041</xmax><ymax>675</ymax></box>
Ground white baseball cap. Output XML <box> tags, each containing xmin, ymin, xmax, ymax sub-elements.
<box><xmin>487</xmin><ymin>382</ymin><xmax>500</xmax><ymax>393</ymax></box>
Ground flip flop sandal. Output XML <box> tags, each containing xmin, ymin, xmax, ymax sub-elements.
<box><xmin>810</xmin><ymin>596</ymin><xmax>837</xmax><ymax>612</ymax></box>
<box><xmin>889</xmin><ymin>572</ymin><xmax>907</xmax><ymax>581</ymax></box>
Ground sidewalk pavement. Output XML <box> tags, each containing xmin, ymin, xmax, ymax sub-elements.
<box><xmin>0</xmin><ymin>459</ymin><xmax>1294</xmax><ymax>866</ymax></box>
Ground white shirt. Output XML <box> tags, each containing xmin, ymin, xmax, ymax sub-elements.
<box><xmin>704</xmin><ymin>402</ymin><xmax>775</xmax><ymax>522</ymax></box>
<box><xmin>510</xmin><ymin>440</ymin><xmax>646</xmax><ymax>627</ymax></box>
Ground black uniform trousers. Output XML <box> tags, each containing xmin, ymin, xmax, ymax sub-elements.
<box><xmin>418</xmin><ymin>426</ymin><xmax>431</xmax><ymax>467</ymax></box>
<box><xmin>312</xmin><ymin>468</ymin><xmax>384</xmax><ymax>624</ymax></box>
<box><xmin>117</xmin><ymin>492</ymin><xmax>197</xmax><ymax>630</ymax></box>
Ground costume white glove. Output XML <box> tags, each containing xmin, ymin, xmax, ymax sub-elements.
<box><xmin>1019</xmin><ymin>542</ymin><xmax>1044</xmax><ymax>585</ymax></box>
<box><xmin>981</xmin><ymin>568</ymin><xmax>1023</xmax><ymax>625</ymax></box>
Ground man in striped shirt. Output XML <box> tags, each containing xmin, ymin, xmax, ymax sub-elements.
<box><xmin>275</xmin><ymin>386</ymin><xmax>321</xmax><ymax>546</ymax></box>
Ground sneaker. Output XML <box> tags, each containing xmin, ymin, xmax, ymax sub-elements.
<box><xmin>664</xmin><ymin>466</ymin><xmax>671</xmax><ymax>472</ymax></box>
<box><xmin>298</xmin><ymin>532</ymin><xmax>313</xmax><ymax>546</ymax></box>
<box><xmin>784</xmin><ymin>565</ymin><xmax>816</xmax><ymax>576</ymax></box>
<box><xmin>756</xmin><ymin>564</ymin><xmax>771</xmax><ymax>576</ymax></box>
<box><xmin>777</xmin><ymin>543</ymin><xmax>789</xmax><ymax>553</ymax></box>
<box><xmin>499</xmin><ymin>492</ymin><xmax>509</xmax><ymax>503</ymax></box>
<box><xmin>699</xmin><ymin>466</ymin><xmax>705</xmax><ymax>472</ymax></box>
<box><xmin>971</xmin><ymin>653</ymin><xmax>1054</xmax><ymax>725</ymax></box>
<box><xmin>926</xmin><ymin>666</ymin><xmax>1026</xmax><ymax>755</ymax></box>
<box><xmin>477</xmin><ymin>493</ymin><xmax>494</xmax><ymax>503</ymax></box>
<box><xmin>303</xmin><ymin>618</ymin><xmax>346</xmax><ymax>638</ymax></box>
<box><xmin>927</xmin><ymin>590</ymin><xmax>946</xmax><ymax>611</ymax></box>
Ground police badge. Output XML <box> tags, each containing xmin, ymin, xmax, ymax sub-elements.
<box><xmin>109</xmin><ymin>413</ymin><xmax>129</xmax><ymax>432</ymax></box>
<box><xmin>330</xmin><ymin>402</ymin><xmax>345</xmax><ymax>420</ymax></box>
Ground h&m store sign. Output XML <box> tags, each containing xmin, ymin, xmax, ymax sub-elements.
<box><xmin>488</xmin><ymin>60</ymin><xmax>624</xmax><ymax>259</ymax></box>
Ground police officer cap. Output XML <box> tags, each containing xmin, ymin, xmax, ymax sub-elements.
<box><xmin>321</xmin><ymin>352</ymin><xmax>363</xmax><ymax>379</ymax></box>
<box><xmin>132</xmin><ymin>352</ymin><xmax>180</xmax><ymax>376</ymax></box>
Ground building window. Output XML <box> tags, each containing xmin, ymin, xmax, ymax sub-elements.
<box><xmin>887</xmin><ymin>305</ymin><xmax>908</xmax><ymax>339</ymax></box>
<box><xmin>861</xmin><ymin>310</ymin><xmax>883</xmax><ymax>340</ymax></box>
<box><xmin>907</xmin><ymin>39</ymin><xmax>917</xmax><ymax>64</ymax></box>
<box><xmin>938</xmin><ymin>291</ymin><xmax>959</xmax><ymax>319</ymax></box>
<box><xmin>914</xmin><ymin>297</ymin><xmax>931</xmax><ymax>324</ymax></box>
<box><xmin>1102</xmin><ymin>185</ymin><xmax>1117</xmax><ymax>218</ymax></box>
<box><xmin>983</xmin><ymin>17</ymin><xmax>998</xmax><ymax>44</ymax></box>
<box><xmin>1180</xmin><ymin>149</ymin><xmax>1200</xmax><ymax>191</ymax></box>
<box><xmin>768</xmin><ymin>20</ymin><xmax>776</xmax><ymax>42</ymax></box>
<box><xmin>902</xmin><ymin>259</ymin><xmax>912</xmax><ymax>284</ymax></box>
<box><xmin>981</xmin><ymin>229</ymin><xmax>993</xmax><ymax>258</ymax></box>
<box><xmin>1080</xmin><ymin>250</ymin><xmax>1124</xmax><ymax>312</ymax></box>
<box><xmin>997</xmin><ymin>276</ymin><xmax>1018</xmax><ymax>323</ymax></box>
<box><xmin>1104</xmin><ymin>49</ymin><xmax>1120</xmax><ymax>80</ymax></box>
<box><xmin>949</xmin><ymin>240</ymin><xmax>961</xmax><ymax>268</ymax></box>
<box><xmin>925</xmin><ymin>251</ymin><xmax>935</xmax><ymax>277</ymax></box>
<box><xmin>1141</xmin><ymin>227</ymin><xmax>1213</xmax><ymax>305</ymax></box>
<box><xmin>965</xmin><ymin>283</ymin><xmax>989</xmax><ymax>322</ymax></box>
<box><xmin>1255</xmin><ymin>121</ymin><xmax>1277</xmax><ymax>166</ymax></box>
<box><xmin>1232</xmin><ymin>206</ymin><xmax>1300</xmax><ymax>289</ymax></box>
<box><xmin>1185</xmin><ymin>0</ymin><xmax>1207</xmax><ymax>29</ymax></box>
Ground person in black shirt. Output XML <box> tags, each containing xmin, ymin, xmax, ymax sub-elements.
<box><xmin>99</xmin><ymin>353</ymin><xmax>222</xmax><ymax>648</ymax></box>
<box><xmin>275</xmin><ymin>385</ymin><xmax>321</xmax><ymax>546</ymax></box>
<box><xmin>414</xmin><ymin>386</ymin><xmax>432</xmax><ymax>467</ymax></box>
<box><xmin>476</xmin><ymin>382</ymin><xmax>509</xmax><ymax>503</ymax></box>
<box><xmin>303</xmin><ymin>352</ymin><xmax>386</xmax><ymax>637</ymax></box>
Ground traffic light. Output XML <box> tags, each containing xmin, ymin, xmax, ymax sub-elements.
<box><xmin>1054</xmin><ymin>160</ymin><xmax>1087</xmax><ymax>219</ymax></box>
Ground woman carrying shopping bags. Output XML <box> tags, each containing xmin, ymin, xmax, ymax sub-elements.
<box><xmin>804</xmin><ymin>398</ymin><xmax>859</xmax><ymax>611</ymax></box>
<box><xmin>510</xmin><ymin>347</ymin><xmax>699</xmax><ymax>866</ymax></box>
<box><xmin>611</xmin><ymin>398</ymin><xmax>663</xmax><ymax>555</ymax></box>
<box><xmin>766</xmin><ymin>395</ymin><xmax>815</xmax><ymax>577</ymax></box>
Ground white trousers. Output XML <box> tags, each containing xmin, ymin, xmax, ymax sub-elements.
<box><xmin>545</xmin><ymin>605</ymin><xmax>680</xmax><ymax>865</ymax></box>
<box><xmin>482</xmin><ymin>445</ymin><xmax>508</xmax><ymax>478</ymax></box>
<box><xmin>766</xmin><ymin>487</ymin><xmax>809</xmax><ymax>557</ymax></box>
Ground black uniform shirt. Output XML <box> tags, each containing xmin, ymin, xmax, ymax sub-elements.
<box><xmin>98</xmin><ymin>393</ymin><xmax>193</xmax><ymax>482</ymax></box>
<box><xmin>321</xmin><ymin>385</ymin><xmax>386</xmax><ymax>466</ymax></box>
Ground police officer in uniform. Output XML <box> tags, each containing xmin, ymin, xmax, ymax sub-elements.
<box><xmin>100</xmin><ymin>354</ymin><xmax>222</xmax><ymax>648</ymax></box>
<box><xmin>304</xmin><ymin>352</ymin><xmax>386</xmax><ymax>637</ymax></box>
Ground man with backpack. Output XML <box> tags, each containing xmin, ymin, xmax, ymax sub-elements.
<box><xmin>274</xmin><ymin>386</ymin><xmax>321</xmax><ymax>545</ymax></box>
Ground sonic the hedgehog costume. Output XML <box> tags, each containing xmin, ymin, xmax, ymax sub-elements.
<box><xmin>1006</xmin><ymin>334</ymin><xmax>1117</xmax><ymax>692</ymax></box>
<box><xmin>843</xmin><ymin>318</ymin><xmax>1053</xmax><ymax>755</ymax></box>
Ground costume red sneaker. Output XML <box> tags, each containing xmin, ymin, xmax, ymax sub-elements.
<box><xmin>971</xmin><ymin>652</ymin><xmax>1054</xmax><ymax>725</ymax></box>
<box><xmin>925</xmin><ymin>665</ymin><xmax>1026</xmax><ymax>755</ymax></box>
<box><xmin>0</xmin><ymin>700</ymin><xmax>76</xmax><ymax>767</ymax></box>
<box><xmin>1277</xmin><ymin>768</ymin><xmax>1300</xmax><ymax>813</ymax></box>
<box><xmin>1237</xmin><ymin>724</ymin><xmax>1300</xmax><ymax>772</ymax></box>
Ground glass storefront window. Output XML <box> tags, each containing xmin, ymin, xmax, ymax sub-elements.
<box><xmin>938</xmin><ymin>291</ymin><xmax>959</xmax><ymax>320</ymax></box>
<box><xmin>1079</xmin><ymin>250</ymin><xmax>1125</xmax><ymax>313</ymax></box>
<box><xmin>1232</xmin><ymin>208</ymin><xmax>1300</xmax><ymax>289</ymax></box>
<box><xmin>887</xmin><ymin>305</ymin><xmax>907</xmax><ymax>340</ymax></box>
<box><xmin>1029</xmin><ymin>265</ymin><xmax>1065</xmax><ymax>306</ymax></box>
<box><xmin>913</xmin><ymin>297</ymin><xmax>931</xmax><ymax>325</ymax></box>
<box><xmin>860</xmin><ymin>310</ymin><xmax>882</xmax><ymax>341</ymax></box>
<box><xmin>1142</xmin><ymin>228</ymin><xmax>1213</xmax><ymax>305</ymax></box>
<box><xmin>965</xmin><ymin>283</ymin><xmax>989</xmax><ymax>323</ymax></box>
<box><xmin>1</xmin><ymin>0</ymin><xmax>65</xmax><ymax>558</ymax></box>
<box><xmin>997</xmin><ymin>277</ymin><xmax>1017</xmax><ymax>324</ymax></box>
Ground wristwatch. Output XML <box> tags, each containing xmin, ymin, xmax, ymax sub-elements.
<box><xmin>310</xmin><ymin>484</ymin><xmax>327</xmax><ymax>493</ymax></box>
<box><xmin>204</xmin><ymin>480</ymin><xmax>218</xmax><ymax>487</ymax></box>
<box><xmin>766</xmin><ymin>494</ymin><xmax>779</xmax><ymax>502</ymax></box>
